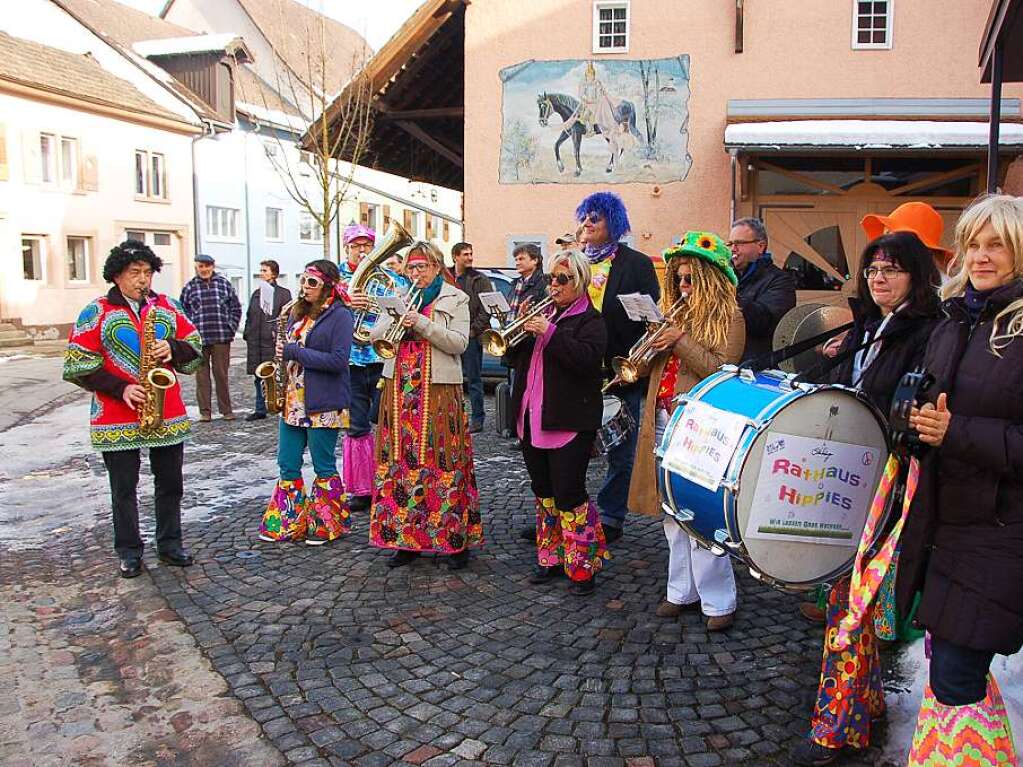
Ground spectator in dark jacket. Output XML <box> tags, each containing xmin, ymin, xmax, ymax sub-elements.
<box><xmin>243</xmin><ymin>260</ymin><xmax>292</xmax><ymax>421</ymax></box>
<box><xmin>898</xmin><ymin>195</ymin><xmax>1023</xmax><ymax>763</ymax></box>
<box><xmin>258</xmin><ymin>259</ymin><xmax>353</xmax><ymax>547</ymax></box>
<box><xmin>509</xmin><ymin>243</ymin><xmax>548</xmax><ymax>317</ymax></box>
<box><xmin>179</xmin><ymin>254</ymin><xmax>242</xmax><ymax>421</ymax></box>
<box><xmin>729</xmin><ymin>218</ymin><xmax>796</xmax><ymax>361</ymax></box>
<box><xmin>452</xmin><ymin>241</ymin><xmax>493</xmax><ymax>432</ymax></box>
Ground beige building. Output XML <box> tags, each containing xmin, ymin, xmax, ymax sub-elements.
<box><xmin>334</xmin><ymin>0</ymin><xmax>1023</xmax><ymax>297</ymax></box>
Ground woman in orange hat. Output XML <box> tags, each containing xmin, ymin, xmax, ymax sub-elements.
<box><xmin>792</xmin><ymin>220</ymin><xmax>942</xmax><ymax>766</ymax></box>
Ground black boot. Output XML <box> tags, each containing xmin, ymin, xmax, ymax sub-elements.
<box><xmin>528</xmin><ymin>565</ymin><xmax>562</xmax><ymax>584</ymax></box>
<box><xmin>519</xmin><ymin>525</ymin><xmax>537</xmax><ymax>543</ymax></box>
<box><xmin>569</xmin><ymin>576</ymin><xmax>596</xmax><ymax>596</ymax></box>
<box><xmin>447</xmin><ymin>550</ymin><xmax>470</xmax><ymax>571</ymax></box>
<box><xmin>387</xmin><ymin>550</ymin><xmax>420</xmax><ymax>569</ymax></box>
<box><xmin>349</xmin><ymin>495</ymin><xmax>372</xmax><ymax>512</ymax></box>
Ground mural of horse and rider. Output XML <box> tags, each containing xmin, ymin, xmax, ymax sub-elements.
<box><xmin>499</xmin><ymin>56</ymin><xmax>692</xmax><ymax>184</ymax></box>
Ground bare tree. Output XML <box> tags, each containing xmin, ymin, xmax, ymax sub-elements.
<box><xmin>246</xmin><ymin>3</ymin><xmax>374</xmax><ymax>260</ymax></box>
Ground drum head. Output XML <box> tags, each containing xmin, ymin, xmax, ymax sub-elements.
<box><xmin>601</xmin><ymin>396</ymin><xmax>622</xmax><ymax>424</ymax></box>
<box><xmin>734</xmin><ymin>388</ymin><xmax>888</xmax><ymax>586</ymax></box>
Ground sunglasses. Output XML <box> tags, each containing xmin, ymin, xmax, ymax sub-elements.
<box><xmin>299</xmin><ymin>274</ymin><xmax>324</xmax><ymax>288</ymax></box>
<box><xmin>549</xmin><ymin>273</ymin><xmax>574</xmax><ymax>286</ymax></box>
<box><xmin>678</xmin><ymin>274</ymin><xmax>693</xmax><ymax>287</ymax></box>
<box><xmin>581</xmin><ymin>212</ymin><xmax>604</xmax><ymax>224</ymax></box>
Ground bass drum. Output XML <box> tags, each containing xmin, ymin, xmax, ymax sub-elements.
<box><xmin>657</xmin><ymin>367</ymin><xmax>889</xmax><ymax>590</ymax></box>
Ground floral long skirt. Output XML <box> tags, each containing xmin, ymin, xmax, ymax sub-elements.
<box><xmin>809</xmin><ymin>575</ymin><xmax>886</xmax><ymax>749</ymax></box>
<box><xmin>368</xmin><ymin>338</ymin><xmax>483</xmax><ymax>553</ymax></box>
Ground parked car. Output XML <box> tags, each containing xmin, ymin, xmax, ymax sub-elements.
<box><xmin>477</xmin><ymin>268</ymin><xmax>516</xmax><ymax>385</ymax></box>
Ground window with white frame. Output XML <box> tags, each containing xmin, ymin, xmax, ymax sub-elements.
<box><xmin>852</xmin><ymin>0</ymin><xmax>893</xmax><ymax>49</ymax></box>
<box><xmin>40</xmin><ymin>133</ymin><xmax>79</xmax><ymax>188</ymax></box>
<box><xmin>153</xmin><ymin>232</ymin><xmax>172</xmax><ymax>246</ymax></box>
<box><xmin>206</xmin><ymin>206</ymin><xmax>240</xmax><ymax>240</ymax></box>
<box><xmin>265</xmin><ymin>207</ymin><xmax>284</xmax><ymax>241</ymax></box>
<box><xmin>593</xmin><ymin>1</ymin><xmax>629</xmax><ymax>53</ymax></box>
<box><xmin>299</xmin><ymin>210</ymin><xmax>323</xmax><ymax>242</ymax></box>
<box><xmin>22</xmin><ymin>236</ymin><xmax>45</xmax><ymax>281</ymax></box>
<box><xmin>66</xmin><ymin>237</ymin><xmax>89</xmax><ymax>282</ymax></box>
<box><xmin>135</xmin><ymin>149</ymin><xmax>168</xmax><ymax>200</ymax></box>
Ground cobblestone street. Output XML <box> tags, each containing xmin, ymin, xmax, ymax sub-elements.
<box><xmin>0</xmin><ymin>353</ymin><xmax>909</xmax><ymax>766</ymax></box>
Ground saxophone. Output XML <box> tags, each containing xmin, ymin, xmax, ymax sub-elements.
<box><xmin>138</xmin><ymin>298</ymin><xmax>177</xmax><ymax>436</ymax></box>
<box><xmin>254</xmin><ymin>299</ymin><xmax>297</xmax><ymax>414</ymax></box>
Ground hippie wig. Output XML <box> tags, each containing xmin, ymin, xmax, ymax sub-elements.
<box><xmin>663</xmin><ymin>255</ymin><xmax>738</xmax><ymax>351</ymax></box>
<box><xmin>575</xmin><ymin>192</ymin><xmax>632</xmax><ymax>243</ymax></box>
<box><xmin>102</xmin><ymin>240</ymin><xmax>163</xmax><ymax>282</ymax></box>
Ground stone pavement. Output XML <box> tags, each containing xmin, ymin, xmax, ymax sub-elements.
<box><xmin>0</xmin><ymin>353</ymin><xmax>909</xmax><ymax>766</ymax></box>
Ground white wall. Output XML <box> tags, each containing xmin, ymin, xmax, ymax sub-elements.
<box><xmin>0</xmin><ymin>93</ymin><xmax>194</xmax><ymax>329</ymax></box>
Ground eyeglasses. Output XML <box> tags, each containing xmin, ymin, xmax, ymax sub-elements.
<box><xmin>299</xmin><ymin>274</ymin><xmax>323</xmax><ymax>288</ymax></box>
<box><xmin>862</xmin><ymin>267</ymin><xmax>907</xmax><ymax>281</ymax></box>
<box><xmin>549</xmin><ymin>273</ymin><xmax>574</xmax><ymax>286</ymax></box>
<box><xmin>406</xmin><ymin>262</ymin><xmax>430</xmax><ymax>273</ymax></box>
<box><xmin>725</xmin><ymin>239</ymin><xmax>761</xmax><ymax>250</ymax></box>
<box><xmin>581</xmin><ymin>212</ymin><xmax>604</xmax><ymax>224</ymax></box>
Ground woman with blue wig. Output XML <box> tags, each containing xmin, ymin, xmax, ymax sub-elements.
<box><xmin>575</xmin><ymin>192</ymin><xmax>660</xmax><ymax>540</ymax></box>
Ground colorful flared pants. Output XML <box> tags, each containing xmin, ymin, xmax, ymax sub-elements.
<box><xmin>809</xmin><ymin>575</ymin><xmax>885</xmax><ymax>749</ymax></box>
<box><xmin>306</xmin><ymin>475</ymin><xmax>351</xmax><ymax>543</ymax></box>
<box><xmin>260</xmin><ymin>476</ymin><xmax>350</xmax><ymax>543</ymax></box>
<box><xmin>908</xmin><ymin>675</ymin><xmax>1017</xmax><ymax>766</ymax></box>
<box><xmin>535</xmin><ymin>496</ymin><xmax>608</xmax><ymax>582</ymax></box>
<box><xmin>260</xmin><ymin>478</ymin><xmax>309</xmax><ymax>541</ymax></box>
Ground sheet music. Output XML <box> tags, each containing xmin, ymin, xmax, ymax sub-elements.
<box><xmin>479</xmin><ymin>291</ymin><xmax>511</xmax><ymax>315</ymax></box>
<box><xmin>617</xmin><ymin>293</ymin><xmax>663</xmax><ymax>323</ymax></box>
<box><xmin>377</xmin><ymin>294</ymin><xmax>408</xmax><ymax>318</ymax></box>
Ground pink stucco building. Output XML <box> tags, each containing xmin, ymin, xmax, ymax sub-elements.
<box><xmin>329</xmin><ymin>0</ymin><xmax>1023</xmax><ymax>295</ymax></box>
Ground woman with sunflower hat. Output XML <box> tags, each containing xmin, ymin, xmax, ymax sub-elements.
<box><xmin>628</xmin><ymin>231</ymin><xmax>746</xmax><ymax>632</ymax></box>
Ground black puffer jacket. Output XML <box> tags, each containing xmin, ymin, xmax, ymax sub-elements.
<box><xmin>737</xmin><ymin>256</ymin><xmax>797</xmax><ymax>361</ymax></box>
<box><xmin>896</xmin><ymin>279</ymin><xmax>1023</xmax><ymax>655</ymax></box>
<box><xmin>818</xmin><ymin>298</ymin><xmax>939</xmax><ymax>413</ymax></box>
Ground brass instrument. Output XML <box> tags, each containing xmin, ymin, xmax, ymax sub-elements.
<box><xmin>372</xmin><ymin>289</ymin><xmax>423</xmax><ymax>359</ymax></box>
<box><xmin>349</xmin><ymin>221</ymin><xmax>413</xmax><ymax>344</ymax></box>
<box><xmin>479</xmin><ymin>294</ymin><xmax>556</xmax><ymax>357</ymax></box>
<box><xmin>604</xmin><ymin>294</ymin><xmax>689</xmax><ymax>390</ymax></box>
<box><xmin>137</xmin><ymin>299</ymin><xmax>177</xmax><ymax>436</ymax></box>
<box><xmin>254</xmin><ymin>298</ymin><xmax>298</xmax><ymax>414</ymax></box>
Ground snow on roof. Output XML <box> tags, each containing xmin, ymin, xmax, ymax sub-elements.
<box><xmin>724</xmin><ymin>120</ymin><xmax>1023</xmax><ymax>149</ymax></box>
<box><xmin>134</xmin><ymin>33</ymin><xmax>247</xmax><ymax>58</ymax></box>
<box><xmin>236</xmin><ymin>101</ymin><xmax>308</xmax><ymax>132</ymax></box>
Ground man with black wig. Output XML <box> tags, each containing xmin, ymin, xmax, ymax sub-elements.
<box><xmin>64</xmin><ymin>240</ymin><xmax>203</xmax><ymax>578</ymax></box>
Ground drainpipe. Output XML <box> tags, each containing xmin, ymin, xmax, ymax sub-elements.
<box><xmin>728</xmin><ymin>149</ymin><xmax>738</xmax><ymax>224</ymax></box>
<box><xmin>191</xmin><ymin>119</ymin><xmax>215</xmax><ymax>258</ymax></box>
<box><xmin>242</xmin><ymin>128</ymin><xmax>253</xmax><ymax>298</ymax></box>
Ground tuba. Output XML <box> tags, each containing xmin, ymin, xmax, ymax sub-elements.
<box><xmin>254</xmin><ymin>298</ymin><xmax>298</xmax><ymax>414</ymax></box>
<box><xmin>604</xmin><ymin>293</ymin><xmax>689</xmax><ymax>390</ymax></box>
<box><xmin>137</xmin><ymin>297</ymin><xmax>177</xmax><ymax>436</ymax></box>
<box><xmin>479</xmin><ymin>293</ymin><xmax>556</xmax><ymax>357</ymax></box>
<box><xmin>349</xmin><ymin>221</ymin><xmax>413</xmax><ymax>344</ymax></box>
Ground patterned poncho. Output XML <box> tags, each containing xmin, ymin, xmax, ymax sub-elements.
<box><xmin>63</xmin><ymin>289</ymin><xmax>202</xmax><ymax>451</ymax></box>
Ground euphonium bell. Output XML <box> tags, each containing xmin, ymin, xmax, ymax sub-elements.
<box><xmin>479</xmin><ymin>295</ymin><xmax>556</xmax><ymax>357</ymax></box>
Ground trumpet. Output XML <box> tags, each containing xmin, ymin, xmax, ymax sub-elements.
<box><xmin>480</xmin><ymin>294</ymin><xmax>556</xmax><ymax>357</ymax></box>
<box><xmin>604</xmin><ymin>294</ymin><xmax>688</xmax><ymax>390</ymax></box>
<box><xmin>372</xmin><ymin>289</ymin><xmax>423</xmax><ymax>359</ymax></box>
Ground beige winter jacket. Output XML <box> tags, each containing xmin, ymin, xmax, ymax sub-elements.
<box><xmin>370</xmin><ymin>281</ymin><xmax>469</xmax><ymax>384</ymax></box>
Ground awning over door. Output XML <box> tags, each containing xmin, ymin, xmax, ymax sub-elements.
<box><xmin>724</xmin><ymin>120</ymin><xmax>1023</xmax><ymax>153</ymax></box>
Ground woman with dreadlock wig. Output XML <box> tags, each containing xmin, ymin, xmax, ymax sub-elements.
<box><xmin>628</xmin><ymin>231</ymin><xmax>745</xmax><ymax>632</ymax></box>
